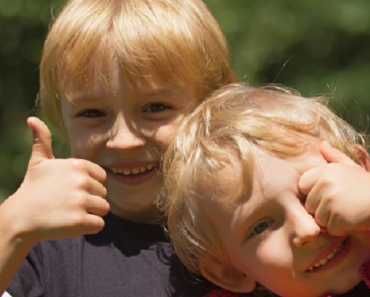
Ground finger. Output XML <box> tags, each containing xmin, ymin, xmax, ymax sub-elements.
<box><xmin>71</xmin><ymin>159</ymin><xmax>107</xmax><ymax>183</ymax></box>
<box><xmin>78</xmin><ymin>214</ymin><xmax>106</xmax><ymax>235</ymax></box>
<box><xmin>327</xmin><ymin>214</ymin><xmax>349</xmax><ymax>237</ymax></box>
<box><xmin>87</xmin><ymin>163</ymin><xmax>107</xmax><ymax>183</ymax></box>
<box><xmin>86</xmin><ymin>178</ymin><xmax>108</xmax><ymax>198</ymax></box>
<box><xmin>320</xmin><ymin>141</ymin><xmax>355</xmax><ymax>165</ymax></box>
<box><xmin>303</xmin><ymin>180</ymin><xmax>322</xmax><ymax>215</ymax></box>
<box><xmin>298</xmin><ymin>167</ymin><xmax>322</xmax><ymax>196</ymax></box>
<box><xmin>314</xmin><ymin>198</ymin><xmax>331</xmax><ymax>229</ymax></box>
<box><xmin>86</xmin><ymin>195</ymin><xmax>110</xmax><ymax>216</ymax></box>
<box><xmin>27</xmin><ymin>117</ymin><xmax>54</xmax><ymax>166</ymax></box>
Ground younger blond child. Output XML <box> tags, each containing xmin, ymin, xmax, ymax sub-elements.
<box><xmin>163</xmin><ymin>83</ymin><xmax>370</xmax><ymax>297</ymax></box>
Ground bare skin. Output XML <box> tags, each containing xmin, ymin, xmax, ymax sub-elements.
<box><xmin>300</xmin><ymin>142</ymin><xmax>370</xmax><ymax>236</ymax></box>
<box><xmin>0</xmin><ymin>117</ymin><xmax>109</xmax><ymax>294</ymax></box>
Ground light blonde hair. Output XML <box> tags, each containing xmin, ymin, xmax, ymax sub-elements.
<box><xmin>162</xmin><ymin>83</ymin><xmax>367</xmax><ymax>275</ymax></box>
<box><xmin>39</xmin><ymin>0</ymin><xmax>235</xmax><ymax>134</ymax></box>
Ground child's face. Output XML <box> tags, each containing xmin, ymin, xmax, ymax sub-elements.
<box><xmin>207</xmin><ymin>147</ymin><xmax>370</xmax><ymax>297</ymax></box>
<box><xmin>60</xmin><ymin>69</ymin><xmax>198</xmax><ymax>221</ymax></box>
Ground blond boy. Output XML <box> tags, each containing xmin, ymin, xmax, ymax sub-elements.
<box><xmin>164</xmin><ymin>83</ymin><xmax>370</xmax><ymax>297</ymax></box>
<box><xmin>0</xmin><ymin>0</ymin><xmax>236</xmax><ymax>296</ymax></box>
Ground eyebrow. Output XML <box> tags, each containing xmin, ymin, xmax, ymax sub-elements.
<box><xmin>65</xmin><ymin>92</ymin><xmax>104</xmax><ymax>103</ymax></box>
<box><xmin>69</xmin><ymin>86</ymin><xmax>181</xmax><ymax>101</ymax></box>
<box><xmin>141</xmin><ymin>87</ymin><xmax>184</xmax><ymax>99</ymax></box>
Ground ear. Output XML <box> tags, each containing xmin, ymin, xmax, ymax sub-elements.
<box><xmin>354</xmin><ymin>145</ymin><xmax>370</xmax><ymax>171</ymax></box>
<box><xmin>200</xmin><ymin>255</ymin><xmax>256</xmax><ymax>293</ymax></box>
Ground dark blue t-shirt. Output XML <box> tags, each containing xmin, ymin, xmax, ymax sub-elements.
<box><xmin>7</xmin><ymin>213</ymin><xmax>212</xmax><ymax>297</ymax></box>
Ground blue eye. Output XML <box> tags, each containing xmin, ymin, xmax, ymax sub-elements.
<box><xmin>142</xmin><ymin>103</ymin><xmax>171</xmax><ymax>113</ymax></box>
<box><xmin>248</xmin><ymin>219</ymin><xmax>274</xmax><ymax>239</ymax></box>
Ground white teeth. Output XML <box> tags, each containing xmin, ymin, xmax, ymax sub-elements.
<box><xmin>111</xmin><ymin>165</ymin><xmax>156</xmax><ymax>176</ymax></box>
<box><xmin>306</xmin><ymin>244</ymin><xmax>342</xmax><ymax>272</ymax></box>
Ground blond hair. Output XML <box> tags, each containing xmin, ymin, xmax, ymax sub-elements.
<box><xmin>162</xmin><ymin>83</ymin><xmax>367</xmax><ymax>275</ymax></box>
<box><xmin>39</xmin><ymin>0</ymin><xmax>235</xmax><ymax>133</ymax></box>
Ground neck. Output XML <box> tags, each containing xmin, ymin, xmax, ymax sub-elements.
<box><xmin>111</xmin><ymin>206</ymin><xmax>164</xmax><ymax>224</ymax></box>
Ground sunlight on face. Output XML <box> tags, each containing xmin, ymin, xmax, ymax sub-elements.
<box><xmin>60</xmin><ymin>63</ymin><xmax>198</xmax><ymax>222</ymax></box>
<box><xmin>206</xmin><ymin>148</ymin><xmax>370</xmax><ymax>297</ymax></box>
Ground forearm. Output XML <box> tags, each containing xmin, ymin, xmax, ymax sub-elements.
<box><xmin>0</xmin><ymin>199</ymin><xmax>34</xmax><ymax>294</ymax></box>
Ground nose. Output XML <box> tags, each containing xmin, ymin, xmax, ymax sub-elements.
<box><xmin>290</xmin><ymin>205</ymin><xmax>321</xmax><ymax>247</ymax></box>
<box><xmin>106</xmin><ymin>115</ymin><xmax>146</xmax><ymax>150</ymax></box>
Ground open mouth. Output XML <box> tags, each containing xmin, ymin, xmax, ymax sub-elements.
<box><xmin>306</xmin><ymin>238</ymin><xmax>350</xmax><ymax>273</ymax></box>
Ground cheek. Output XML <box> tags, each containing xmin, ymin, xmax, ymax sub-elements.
<box><xmin>151</xmin><ymin>123</ymin><xmax>179</xmax><ymax>149</ymax></box>
<box><xmin>249</xmin><ymin>232</ymin><xmax>294</xmax><ymax>275</ymax></box>
<box><xmin>67</xmin><ymin>129</ymin><xmax>105</xmax><ymax>158</ymax></box>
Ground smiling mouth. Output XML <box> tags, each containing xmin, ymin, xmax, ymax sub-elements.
<box><xmin>106</xmin><ymin>162</ymin><xmax>159</xmax><ymax>185</ymax></box>
<box><xmin>306</xmin><ymin>238</ymin><xmax>350</xmax><ymax>273</ymax></box>
<box><xmin>109</xmin><ymin>164</ymin><xmax>157</xmax><ymax>176</ymax></box>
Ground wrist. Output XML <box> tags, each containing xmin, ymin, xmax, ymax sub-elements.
<box><xmin>0</xmin><ymin>195</ymin><xmax>39</xmax><ymax>250</ymax></box>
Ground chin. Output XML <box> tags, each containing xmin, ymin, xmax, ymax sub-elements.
<box><xmin>328</xmin><ymin>280</ymin><xmax>362</xmax><ymax>296</ymax></box>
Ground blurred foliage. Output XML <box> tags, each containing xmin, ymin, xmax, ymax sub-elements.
<box><xmin>1</xmin><ymin>0</ymin><xmax>370</xmax><ymax>198</ymax></box>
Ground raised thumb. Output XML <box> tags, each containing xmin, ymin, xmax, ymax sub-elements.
<box><xmin>319</xmin><ymin>141</ymin><xmax>354</xmax><ymax>165</ymax></box>
<box><xmin>27</xmin><ymin>117</ymin><xmax>54</xmax><ymax>166</ymax></box>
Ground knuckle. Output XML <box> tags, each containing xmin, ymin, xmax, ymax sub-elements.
<box><xmin>330</xmin><ymin>203</ymin><xmax>340</xmax><ymax>213</ymax></box>
<box><xmin>75</xmin><ymin>174</ymin><xmax>90</xmax><ymax>189</ymax></box>
<box><xmin>70</xmin><ymin>159</ymin><xmax>86</xmax><ymax>171</ymax></box>
<box><xmin>74</xmin><ymin>192</ymin><xmax>89</xmax><ymax>208</ymax></box>
<box><xmin>320</xmin><ymin>177</ymin><xmax>332</xmax><ymax>187</ymax></box>
<box><xmin>71</xmin><ymin>212</ymin><xmax>87</xmax><ymax>226</ymax></box>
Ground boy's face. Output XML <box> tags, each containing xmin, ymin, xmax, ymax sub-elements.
<box><xmin>60</xmin><ymin>69</ymin><xmax>198</xmax><ymax>221</ymax></box>
<box><xmin>207</xmin><ymin>147</ymin><xmax>370</xmax><ymax>297</ymax></box>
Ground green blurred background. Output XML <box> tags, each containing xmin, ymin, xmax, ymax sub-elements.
<box><xmin>1</xmin><ymin>0</ymin><xmax>370</xmax><ymax>199</ymax></box>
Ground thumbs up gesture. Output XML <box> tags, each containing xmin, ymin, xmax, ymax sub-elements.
<box><xmin>2</xmin><ymin>117</ymin><xmax>110</xmax><ymax>246</ymax></box>
<box><xmin>299</xmin><ymin>141</ymin><xmax>370</xmax><ymax>236</ymax></box>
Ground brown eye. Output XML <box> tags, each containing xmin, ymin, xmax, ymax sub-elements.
<box><xmin>76</xmin><ymin>109</ymin><xmax>106</xmax><ymax>118</ymax></box>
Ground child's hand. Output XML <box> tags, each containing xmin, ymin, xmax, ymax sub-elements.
<box><xmin>1</xmin><ymin>117</ymin><xmax>110</xmax><ymax>245</ymax></box>
<box><xmin>298</xmin><ymin>141</ymin><xmax>370</xmax><ymax>236</ymax></box>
